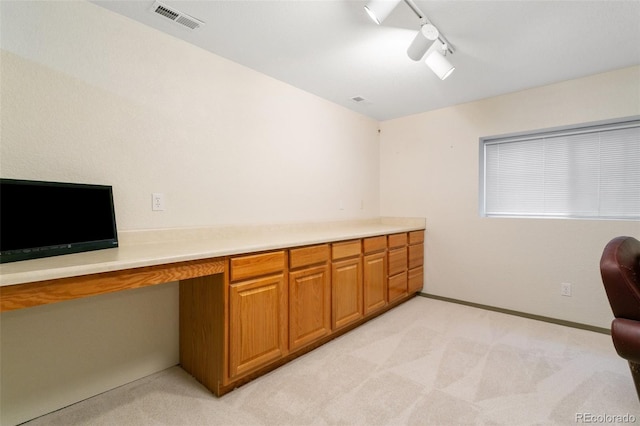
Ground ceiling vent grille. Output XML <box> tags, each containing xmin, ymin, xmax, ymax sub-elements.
<box><xmin>151</xmin><ymin>1</ymin><xmax>204</xmax><ymax>30</ymax></box>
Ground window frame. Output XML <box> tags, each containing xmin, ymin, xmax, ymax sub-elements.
<box><xmin>478</xmin><ymin>116</ymin><xmax>640</xmax><ymax>221</ymax></box>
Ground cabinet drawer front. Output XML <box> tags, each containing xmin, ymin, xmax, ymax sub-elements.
<box><xmin>408</xmin><ymin>243</ymin><xmax>424</xmax><ymax>269</ymax></box>
<box><xmin>289</xmin><ymin>244</ymin><xmax>330</xmax><ymax>269</ymax></box>
<box><xmin>409</xmin><ymin>230</ymin><xmax>425</xmax><ymax>245</ymax></box>
<box><xmin>363</xmin><ymin>236</ymin><xmax>386</xmax><ymax>254</ymax></box>
<box><xmin>388</xmin><ymin>233</ymin><xmax>407</xmax><ymax>249</ymax></box>
<box><xmin>408</xmin><ymin>266</ymin><xmax>424</xmax><ymax>294</ymax></box>
<box><xmin>230</xmin><ymin>251</ymin><xmax>285</xmax><ymax>281</ymax></box>
<box><xmin>388</xmin><ymin>271</ymin><xmax>407</xmax><ymax>302</ymax></box>
<box><xmin>388</xmin><ymin>247</ymin><xmax>407</xmax><ymax>276</ymax></box>
<box><xmin>331</xmin><ymin>240</ymin><xmax>361</xmax><ymax>260</ymax></box>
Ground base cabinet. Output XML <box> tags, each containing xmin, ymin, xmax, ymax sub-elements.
<box><xmin>180</xmin><ymin>229</ymin><xmax>424</xmax><ymax>397</ymax></box>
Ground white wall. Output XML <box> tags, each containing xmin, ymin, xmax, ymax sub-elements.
<box><xmin>0</xmin><ymin>2</ymin><xmax>379</xmax><ymax>424</ymax></box>
<box><xmin>380</xmin><ymin>66</ymin><xmax>640</xmax><ymax>330</ymax></box>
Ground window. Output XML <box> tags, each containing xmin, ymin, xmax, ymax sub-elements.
<box><xmin>479</xmin><ymin>117</ymin><xmax>640</xmax><ymax>220</ymax></box>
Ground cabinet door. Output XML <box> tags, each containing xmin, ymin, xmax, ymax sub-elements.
<box><xmin>229</xmin><ymin>274</ymin><xmax>287</xmax><ymax>379</ymax></box>
<box><xmin>363</xmin><ymin>251</ymin><xmax>387</xmax><ymax>315</ymax></box>
<box><xmin>332</xmin><ymin>257</ymin><xmax>363</xmax><ymax>330</ymax></box>
<box><xmin>289</xmin><ymin>265</ymin><xmax>331</xmax><ymax>351</ymax></box>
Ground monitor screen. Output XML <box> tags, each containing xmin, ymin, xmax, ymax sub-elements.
<box><xmin>0</xmin><ymin>178</ymin><xmax>118</xmax><ymax>263</ymax></box>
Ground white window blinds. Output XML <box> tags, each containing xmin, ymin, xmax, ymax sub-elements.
<box><xmin>481</xmin><ymin>118</ymin><xmax>640</xmax><ymax>220</ymax></box>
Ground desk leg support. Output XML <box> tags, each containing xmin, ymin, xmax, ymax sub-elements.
<box><xmin>179</xmin><ymin>274</ymin><xmax>225</xmax><ymax>395</ymax></box>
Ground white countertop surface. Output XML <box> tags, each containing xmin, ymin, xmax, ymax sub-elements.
<box><xmin>0</xmin><ymin>217</ymin><xmax>425</xmax><ymax>287</ymax></box>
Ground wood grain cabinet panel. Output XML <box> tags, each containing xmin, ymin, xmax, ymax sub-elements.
<box><xmin>178</xmin><ymin>230</ymin><xmax>423</xmax><ymax>397</ymax></box>
<box><xmin>230</xmin><ymin>251</ymin><xmax>285</xmax><ymax>282</ymax></box>
<box><xmin>289</xmin><ymin>265</ymin><xmax>331</xmax><ymax>351</ymax></box>
<box><xmin>363</xmin><ymin>236</ymin><xmax>387</xmax><ymax>316</ymax></box>
<box><xmin>388</xmin><ymin>233</ymin><xmax>407</xmax><ymax>249</ymax></box>
<box><xmin>363</xmin><ymin>250</ymin><xmax>387</xmax><ymax>315</ymax></box>
<box><xmin>408</xmin><ymin>266</ymin><xmax>424</xmax><ymax>294</ymax></box>
<box><xmin>408</xmin><ymin>243</ymin><xmax>424</xmax><ymax>270</ymax></box>
<box><xmin>179</xmin><ymin>274</ymin><xmax>225</xmax><ymax>394</ymax></box>
<box><xmin>331</xmin><ymin>240</ymin><xmax>364</xmax><ymax>330</ymax></box>
<box><xmin>388</xmin><ymin>271</ymin><xmax>408</xmax><ymax>303</ymax></box>
<box><xmin>409</xmin><ymin>230</ymin><xmax>425</xmax><ymax>245</ymax></box>
<box><xmin>289</xmin><ymin>245</ymin><xmax>329</xmax><ymax>269</ymax></box>
<box><xmin>332</xmin><ymin>256</ymin><xmax>363</xmax><ymax>330</ymax></box>
<box><xmin>388</xmin><ymin>234</ymin><xmax>408</xmax><ymax>302</ymax></box>
<box><xmin>363</xmin><ymin>235</ymin><xmax>386</xmax><ymax>254</ymax></box>
<box><xmin>332</xmin><ymin>240</ymin><xmax>361</xmax><ymax>260</ymax></box>
<box><xmin>407</xmin><ymin>230</ymin><xmax>425</xmax><ymax>294</ymax></box>
<box><xmin>288</xmin><ymin>244</ymin><xmax>331</xmax><ymax>352</ymax></box>
<box><xmin>229</xmin><ymin>274</ymin><xmax>287</xmax><ymax>379</ymax></box>
<box><xmin>388</xmin><ymin>247</ymin><xmax>408</xmax><ymax>276</ymax></box>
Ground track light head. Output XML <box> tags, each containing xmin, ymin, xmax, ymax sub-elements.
<box><xmin>425</xmin><ymin>42</ymin><xmax>455</xmax><ymax>80</ymax></box>
<box><xmin>407</xmin><ymin>23</ymin><xmax>439</xmax><ymax>61</ymax></box>
<box><xmin>364</xmin><ymin>0</ymin><xmax>457</xmax><ymax>80</ymax></box>
<box><xmin>364</xmin><ymin>0</ymin><xmax>402</xmax><ymax>25</ymax></box>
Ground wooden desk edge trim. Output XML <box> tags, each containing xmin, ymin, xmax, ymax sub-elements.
<box><xmin>0</xmin><ymin>258</ymin><xmax>225</xmax><ymax>312</ymax></box>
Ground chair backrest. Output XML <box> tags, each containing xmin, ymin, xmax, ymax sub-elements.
<box><xmin>600</xmin><ymin>236</ymin><xmax>640</xmax><ymax>320</ymax></box>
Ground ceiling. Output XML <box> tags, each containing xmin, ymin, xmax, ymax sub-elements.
<box><xmin>91</xmin><ymin>0</ymin><xmax>640</xmax><ymax>121</ymax></box>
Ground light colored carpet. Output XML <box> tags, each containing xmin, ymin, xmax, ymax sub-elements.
<box><xmin>25</xmin><ymin>297</ymin><xmax>640</xmax><ymax>425</ymax></box>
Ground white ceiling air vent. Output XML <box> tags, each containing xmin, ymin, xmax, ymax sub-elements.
<box><xmin>151</xmin><ymin>1</ymin><xmax>204</xmax><ymax>30</ymax></box>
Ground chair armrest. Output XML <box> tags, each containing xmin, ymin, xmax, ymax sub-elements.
<box><xmin>612</xmin><ymin>318</ymin><xmax>640</xmax><ymax>363</ymax></box>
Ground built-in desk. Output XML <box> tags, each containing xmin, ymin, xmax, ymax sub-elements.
<box><xmin>0</xmin><ymin>258</ymin><xmax>224</xmax><ymax>312</ymax></box>
<box><xmin>0</xmin><ymin>218</ymin><xmax>425</xmax><ymax>405</ymax></box>
<box><xmin>0</xmin><ymin>218</ymin><xmax>425</xmax><ymax>312</ymax></box>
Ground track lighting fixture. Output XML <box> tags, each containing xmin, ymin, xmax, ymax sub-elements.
<box><xmin>425</xmin><ymin>42</ymin><xmax>455</xmax><ymax>80</ymax></box>
<box><xmin>364</xmin><ymin>0</ymin><xmax>402</xmax><ymax>25</ymax></box>
<box><xmin>364</xmin><ymin>0</ymin><xmax>456</xmax><ymax>79</ymax></box>
<box><xmin>407</xmin><ymin>23</ymin><xmax>439</xmax><ymax>61</ymax></box>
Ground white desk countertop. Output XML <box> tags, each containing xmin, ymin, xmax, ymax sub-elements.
<box><xmin>0</xmin><ymin>217</ymin><xmax>425</xmax><ymax>287</ymax></box>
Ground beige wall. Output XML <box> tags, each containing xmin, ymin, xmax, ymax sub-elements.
<box><xmin>0</xmin><ymin>1</ymin><xmax>380</xmax><ymax>230</ymax></box>
<box><xmin>1</xmin><ymin>1</ymin><xmax>639</xmax><ymax>425</ymax></box>
<box><xmin>0</xmin><ymin>2</ymin><xmax>378</xmax><ymax>425</ymax></box>
<box><xmin>380</xmin><ymin>66</ymin><xmax>640</xmax><ymax>330</ymax></box>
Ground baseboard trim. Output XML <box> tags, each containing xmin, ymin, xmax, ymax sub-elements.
<box><xmin>419</xmin><ymin>293</ymin><xmax>611</xmax><ymax>335</ymax></box>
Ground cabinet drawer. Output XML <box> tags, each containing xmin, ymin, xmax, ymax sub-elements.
<box><xmin>388</xmin><ymin>233</ymin><xmax>407</xmax><ymax>249</ymax></box>
<box><xmin>408</xmin><ymin>266</ymin><xmax>424</xmax><ymax>294</ymax></box>
<box><xmin>363</xmin><ymin>236</ymin><xmax>386</xmax><ymax>254</ymax></box>
<box><xmin>332</xmin><ymin>240</ymin><xmax>361</xmax><ymax>260</ymax></box>
<box><xmin>408</xmin><ymin>243</ymin><xmax>424</xmax><ymax>269</ymax></box>
<box><xmin>289</xmin><ymin>244</ymin><xmax>330</xmax><ymax>269</ymax></box>
<box><xmin>230</xmin><ymin>251</ymin><xmax>285</xmax><ymax>282</ymax></box>
<box><xmin>388</xmin><ymin>247</ymin><xmax>407</xmax><ymax>276</ymax></box>
<box><xmin>388</xmin><ymin>271</ymin><xmax>407</xmax><ymax>303</ymax></box>
<box><xmin>409</xmin><ymin>230</ymin><xmax>425</xmax><ymax>245</ymax></box>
